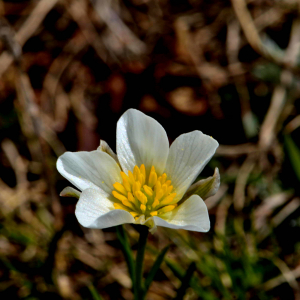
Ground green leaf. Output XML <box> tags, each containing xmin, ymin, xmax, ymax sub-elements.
<box><xmin>88</xmin><ymin>284</ymin><xmax>103</xmax><ymax>300</ymax></box>
<box><xmin>147</xmin><ymin>245</ymin><xmax>215</xmax><ymax>299</ymax></box>
<box><xmin>174</xmin><ymin>262</ymin><xmax>196</xmax><ymax>300</ymax></box>
<box><xmin>166</xmin><ymin>260</ymin><xmax>203</xmax><ymax>299</ymax></box>
<box><xmin>144</xmin><ymin>245</ymin><xmax>170</xmax><ymax>293</ymax></box>
<box><xmin>284</xmin><ymin>135</ymin><xmax>300</xmax><ymax>181</ymax></box>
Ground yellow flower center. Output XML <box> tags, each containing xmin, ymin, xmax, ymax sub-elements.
<box><xmin>112</xmin><ymin>164</ymin><xmax>177</xmax><ymax>220</ymax></box>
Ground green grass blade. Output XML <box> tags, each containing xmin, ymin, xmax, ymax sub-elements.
<box><xmin>284</xmin><ymin>134</ymin><xmax>300</xmax><ymax>181</ymax></box>
<box><xmin>115</xmin><ymin>225</ymin><xmax>135</xmax><ymax>284</ymax></box>
<box><xmin>88</xmin><ymin>284</ymin><xmax>103</xmax><ymax>300</ymax></box>
<box><xmin>144</xmin><ymin>245</ymin><xmax>170</xmax><ymax>293</ymax></box>
<box><xmin>174</xmin><ymin>262</ymin><xmax>196</xmax><ymax>300</ymax></box>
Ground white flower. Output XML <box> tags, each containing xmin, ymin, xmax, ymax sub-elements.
<box><xmin>57</xmin><ymin>109</ymin><xmax>219</xmax><ymax>233</ymax></box>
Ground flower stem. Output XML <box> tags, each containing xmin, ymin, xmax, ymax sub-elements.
<box><xmin>134</xmin><ymin>226</ymin><xmax>149</xmax><ymax>300</ymax></box>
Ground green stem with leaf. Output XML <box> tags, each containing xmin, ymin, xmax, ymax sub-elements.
<box><xmin>134</xmin><ymin>225</ymin><xmax>149</xmax><ymax>299</ymax></box>
<box><xmin>116</xmin><ymin>225</ymin><xmax>170</xmax><ymax>299</ymax></box>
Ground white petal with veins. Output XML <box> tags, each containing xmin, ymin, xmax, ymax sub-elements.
<box><xmin>117</xmin><ymin>109</ymin><xmax>169</xmax><ymax>176</ymax></box>
<box><xmin>165</xmin><ymin>131</ymin><xmax>218</xmax><ymax>200</ymax></box>
<box><xmin>153</xmin><ymin>195</ymin><xmax>210</xmax><ymax>232</ymax></box>
<box><xmin>57</xmin><ymin>151</ymin><xmax>122</xmax><ymax>195</ymax></box>
<box><xmin>75</xmin><ymin>188</ymin><xmax>134</xmax><ymax>229</ymax></box>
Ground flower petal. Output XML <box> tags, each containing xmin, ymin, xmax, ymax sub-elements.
<box><xmin>153</xmin><ymin>195</ymin><xmax>210</xmax><ymax>232</ymax></box>
<box><xmin>75</xmin><ymin>188</ymin><xmax>134</xmax><ymax>229</ymax></box>
<box><xmin>165</xmin><ymin>131</ymin><xmax>218</xmax><ymax>200</ymax></box>
<box><xmin>57</xmin><ymin>150</ymin><xmax>122</xmax><ymax>194</ymax></box>
<box><xmin>117</xmin><ymin>109</ymin><xmax>169</xmax><ymax>176</ymax></box>
<box><xmin>183</xmin><ymin>167</ymin><xmax>220</xmax><ymax>201</ymax></box>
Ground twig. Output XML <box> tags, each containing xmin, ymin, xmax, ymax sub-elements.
<box><xmin>263</xmin><ymin>264</ymin><xmax>300</xmax><ymax>292</ymax></box>
<box><xmin>15</xmin><ymin>70</ymin><xmax>63</xmax><ymax>229</ymax></box>
<box><xmin>90</xmin><ymin>0</ymin><xmax>146</xmax><ymax>56</ymax></box>
<box><xmin>40</xmin><ymin>32</ymin><xmax>87</xmax><ymax>116</ymax></box>
<box><xmin>0</xmin><ymin>0</ymin><xmax>59</xmax><ymax>77</ymax></box>
<box><xmin>216</xmin><ymin>144</ymin><xmax>257</xmax><ymax>157</ymax></box>
<box><xmin>258</xmin><ymin>85</ymin><xmax>286</xmax><ymax>151</ymax></box>
<box><xmin>259</xmin><ymin>19</ymin><xmax>300</xmax><ymax>151</ymax></box>
<box><xmin>1</xmin><ymin>139</ymin><xmax>27</xmax><ymax>187</ymax></box>
<box><xmin>233</xmin><ymin>154</ymin><xmax>256</xmax><ymax>212</ymax></box>
<box><xmin>226</xmin><ymin>18</ymin><xmax>258</xmax><ymax>138</ymax></box>
<box><xmin>231</xmin><ymin>0</ymin><xmax>286</xmax><ymax>66</ymax></box>
<box><xmin>66</xmin><ymin>0</ymin><xmax>108</xmax><ymax>63</ymax></box>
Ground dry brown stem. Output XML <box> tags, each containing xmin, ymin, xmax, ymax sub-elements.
<box><xmin>259</xmin><ymin>19</ymin><xmax>300</xmax><ymax>151</ymax></box>
<box><xmin>0</xmin><ymin>0</ymin><xmax>59</xmax><ymax>77</ymax></box>
<box><xmin>90</xmin><ymin>0</ymin><xmax>146</xmax><ymax>56</ymax></box>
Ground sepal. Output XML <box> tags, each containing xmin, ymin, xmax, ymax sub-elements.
<box><xmin>60</xmin><ymin>186</ymin><xmax>81</xmax><ymax>198</ymax></box>
<box><xmin>97</xmin><ymin>140</ymin><xmax>119</xmax><ymax>164</ymax></box>
<box><xmin>183</xmin><ymin>167</ymin><xmax>220</xmax><ymax>201</ymax></box>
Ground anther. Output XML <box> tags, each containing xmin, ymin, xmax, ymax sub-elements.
<box><xmin>148</xmin><ymin>166</ymin><xmax>157</xmax><ymax>187</ymax></box>
<box><xmin>143</xmin><ymin>185</ymin><xmax>153</xmax><ymax>196</ymax></box>
<box><xmin>112</xmin><ymin>191</ymin><xmax>128</xmax><ymax>202</ymax></box>
<box><xmin>130</xmin><ymin>212</ymin><xmax>139</xmax><ymax>218</ymax></box>
<box><xmin>159</xmin><ymin>193</ymin><xmax>176</xmax><ymax>206</ymax></box>
<box><xmin>152</xmin><ymin>198</ymin><xmax>160</xmax><ymax>208</ymax></box>
<box><xmin>157</xmin><ymin>204</ymin><xmax>177</xmax><ymax>214</ymax></box>
<box><xmin>113</xmin><ymin>182</ymin><xmax>127</xmax><ymax>196</ymax></box>
<box><xmin>128</xmin><ymin>192</ymin><xmax>135</xmax><ymax>202</ymax></box>
<box><xmin>140</xmin><ymin>164</ymin><xmax>146</xmax><ymax>180</ymax></box>
<box><xmin>140</xmin><ymin>204</ymin><xmax>146</xmax><ymax>213</ymax></box>
<box><xmin>133</xmin><ymin>165</ymin><xmax>140</xmax><ymax>180</ymax></box>
<box><xmin>120</xmin><ymin>172</ymin><xmax>131</xmax><ymax>192</ymax></box>
<box><xmin>136</xmin><ymin>191</ymin><xmax>147</xmax><ymax>204</ymax></box>
<box><xmin>128</xmin><ymin>171</ymin><xmax>135</xmax><ymax>185</ymax></box>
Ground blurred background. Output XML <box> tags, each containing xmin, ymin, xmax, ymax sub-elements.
<box><xmin>1</xmin><ymin>0</ymin><xmax>300</xmax><ymax>299</ymax></box>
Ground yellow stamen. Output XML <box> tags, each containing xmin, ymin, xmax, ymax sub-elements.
<box><xmin>128</xmin><ymin>192</ymin><xmax>135</xmax><ymax>202</ymax></box>
<box><xmin>128</xmin><ymin>171</ymin><xmax>135</xmax><ymax>185</ymax></box>
<box><xmin>143</xmin><ymin>185</ymin><xmax>153</xmax><ymax>196</ymax></box>
<box><xmin>154</xmin><ymin>181</ymin><xmax>161</xmax><ymax>193</ymax></box>
<box><xmin>138</xmin><ymin>173</ymin><xmax>145</xmax><ymax>186</ymax></box>
<box><xmin>152</xmin><ymin>198</ymin><xmax>160</xmax><ymax>208</ymax></box>
<box><xmin>122</xmin><ymin>199</ymin><xmax>135</xmax><ymax>210</ymax></box>
<box><xmin>114</xmin><ymin>203</ymin><xmax>130</xmax><ymax>211</ymax></box>
<box><xmin>140</xmin><ymin>204</ymin><xmax>146</xmax><ymax>213</ymax></box>
<box><xmin>165</xmin><ymin>180</ymin><xmax>171</xmax><ymax>187</ymax></box>
<box><xmin>162</xmin><ymin>184</ymin><xmax>168</xmax><ymax>195</ymax></box>
<box><xmin>112</xmin><ymin>164</ymin><xmax>178</xmax><ymax>219</ymax></box>
<box><xmin>159</xmin><ymin>193</ymin><xmax>177</xmax><ymax>206</ymax></box>
<box><xmin>133</xmin><ymin>181</ymin><xmax>141</xmax><ymax>195</ymax></box>
<box><xmin>158</xmin><ymin>204</ymin><xmax>177</xmax><ymax>214</ymax></box>
<box><xmin>150</xmin><ymin>166</ymin><xmax>155</xmax><ymax>174</ymax></box>
<box><xmin>148</xmin><ymin>167</ymin><xmax>157</xmax><ymax>187</ymax></box>
<box><xmin>156</xmin><ymin>189</ymin><xmax>164</xmax><ymax>201</ymax></box>
<box><xmin>167</xmin><ymin>185</ymin><xmax>173</xmax><ymax>194</ymax></box>
<box><xmin>133</xmin><ymin>165</ymin><xmax>140</xmax><ymax>180</ymax></box>
<box><xmin>161</xmin><ymin>173</ymin><xmax>167</xmax><ymax>184</ymax></box>
<box><xmin>140</xmin><ymin>164</ymin><xmax>146</xmax><ymax>180</ymax></box>
<box><xmin>120</xmin><ymin>172</ymin><xmax>131</xmax><ymax>192</ymax></box>
<box><xmin>114</xmin><ymin>203</ymin><xmax>122</xmax><ymax>209</ymax></box>
<box><xmin>136</xmin><ymin>191</ymin><xmax>147</xmax><ymax>204</ymax></box>
<box><xmin>113</xmin><ymin>182</ymin><xmax>127</xmax><ymax>196</ymax></box>
<box><xmin>112</xmin><ymin>191</ymin><xmax>128</xmax><ymax>202</ymax></box>
<box><xmin>130</xmin><ymin>212</ymin><xmax>139</xmax><ymax>217</ymax></box>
